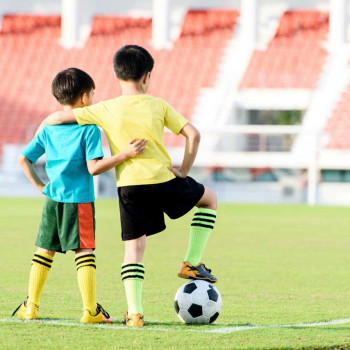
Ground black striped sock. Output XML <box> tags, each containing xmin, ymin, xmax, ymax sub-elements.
<box><xmin>75</xmin><ymin>253</ymin><xmax>96</xmax><ymax>271</ymax></box>
<box><xmin>121</xmin><ymin>263</ymin><xmax>145</xmax><ymax>281</ymax></box>
<box><xmin>191</xmin><ymin>208</ymin><xmax>217</xmax><ymax>229</ymax></box>
<box><xmin>184</xmin><ymin>208</ymin><xmax>217</xmax><ymax>265</ymax></box>
<box><xmin>32</xmin><ymin>252</ymin><xmax>53</xmax><ymax>270</ymax></box>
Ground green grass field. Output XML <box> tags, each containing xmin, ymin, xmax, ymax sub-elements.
<box><xmin>1</xmin><ymin>198</ymin><xmax>350</xmax><ymax>349</ymax></box>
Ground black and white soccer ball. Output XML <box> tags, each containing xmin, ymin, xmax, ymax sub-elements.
<box><xmin>174</xmin><ymin>280</ymin><xmax>222</xmax><ymax>324</ymax></box>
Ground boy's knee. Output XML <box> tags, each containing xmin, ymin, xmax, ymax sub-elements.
<box><xmin>207</xmin><ymin>188</ymin><xmax>217</xmax><ymax>210</ymax></box>
<box><xmin>197</xmin><ymin>186</ymin><xmax>217</xmax><ymax>210</ymax></box>
<box><xmin>124</xmin><ymin>235</ymin><xmax>146</xmax><ymax>263</ymax></box>
<box><xmin>37</xmin><ymin>247</ymin><xmax>55</xmax><ymax>257</ymax></box>
<box><xmin>75</xmin><ymin>248</ymin><xmax>93</xmax><ymax>256</ymax></box>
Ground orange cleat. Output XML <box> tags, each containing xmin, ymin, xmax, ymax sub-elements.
<box><xmin>178</xmin><ymin>261</ymin><xmax>218</xmax><ymax>283</ymax></box>
<box><xmin>123</xmin><ymin>311</ymin><xmax>144</xmax><ymax>327</ymax></box>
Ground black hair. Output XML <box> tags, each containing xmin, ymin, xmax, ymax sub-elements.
<box><xmin>113</xmin><ymin>45</ymin><xmax>154</xmax><ymax>81</ymax></box>
<box><xmin>51</xmin><ymin>68</ymin><xmax>95</xmax><ymax>105</ymax></box>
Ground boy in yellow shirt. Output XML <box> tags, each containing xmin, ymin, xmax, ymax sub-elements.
<box><xmin>39</xmin><ymin>45</ymin><xmax>218</xmax><ymax>327</ymax></box>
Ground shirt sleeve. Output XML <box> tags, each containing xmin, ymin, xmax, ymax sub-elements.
<box><xmin>73</xmin><ymin>101</ymin><xmax>105</xmax><ymax>127</ymax></box>
<box><xmin>163</xmin><ymin>100</ymin><xmax>189</xmax><ymax>135</ymax></box>
<box><xmin>21</xmin><ymin>130</ymin><xmax>46</xmax><ymax>163</ymax></box>
<box><xmin>84</xmin><ymin>126</ymin><xmax>104</xmax><ymax>161</ymax></box>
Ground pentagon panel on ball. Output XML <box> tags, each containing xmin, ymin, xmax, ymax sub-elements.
<box><xmin>174</xmin><ymin>280</ymin><xmax>222</xmax><ymax>324</ymax></box>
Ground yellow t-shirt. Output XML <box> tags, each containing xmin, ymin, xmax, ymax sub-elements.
<box><xmin>73</xmin><ymin>94</ymin><xmax>189</xmax><ymax>187</ymax></box>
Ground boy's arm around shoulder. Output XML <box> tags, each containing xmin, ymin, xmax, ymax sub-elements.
<box><xmin>36</xmin><ymin>110</ymin><xmax>76</xmax><ymax>135</ymax></box>
<box><xmin>168</xmin><ymin>122</ymin><xmax>200</xmax><ymax>178</ymax></box>
<box><xmin>87</xmin><ymin>138</ymin><xmax>147</xmax><ymax>176</ymax></box>
<box><xmin>37</xmin><ymin>102</ymin><xmax>105</xmax><ymax>135</ymax></box>
<box><xmin>18</xmin><ymin>154</ymin><xmax>46</xmax><ymax>193</ymax></box>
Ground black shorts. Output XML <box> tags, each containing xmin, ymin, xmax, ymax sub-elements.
<box><xmin>118</xmin><ymin>176</ymin><xmax>205</xmax><ymax>241</ymax></box>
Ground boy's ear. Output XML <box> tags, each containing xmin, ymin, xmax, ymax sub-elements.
<box><xmin>81</xmin><ymin>92</ymin><xmax>88</xmax><ymax>105</ymax></box>
<box><xmin>143</xmin><ymin>72</ymin><xmax>151</xmax><ymax>84</ymax></box>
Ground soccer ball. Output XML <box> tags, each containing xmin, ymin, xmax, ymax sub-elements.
<box><xmin>174</xmin><ymin>280</ymin><xmax>222</xmax><ymax>324</ymax></box>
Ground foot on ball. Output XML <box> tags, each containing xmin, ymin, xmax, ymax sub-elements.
<box><xmin>178</xmin><ymin>262</ymin><xmax>218</xmax><ymax>283</ymax></box>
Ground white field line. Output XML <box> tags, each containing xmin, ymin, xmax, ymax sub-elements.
<box><xmin>1</xmin><ymin>317</ymin><xmax>350</xmax><ymax>334</ymax></box>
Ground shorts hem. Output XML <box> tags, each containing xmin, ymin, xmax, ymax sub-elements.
<box><xmin>35</xmin><ymin>243</ymin><xmax>65</xmax><ymax>254</ymax></box>
<box><xmin>166</xmin><ymin>183</ymin><xmax>205</xmax><ymax>219</ymax></box>
<box><xmin>36</xmin><ymin>243</ymin><xmax>95</xmax><ymax>253</ymax></box>
<box><xmin>122</xmin><ymin>224</ymin><xmax>166</xmax><ymax>241</ymax></box>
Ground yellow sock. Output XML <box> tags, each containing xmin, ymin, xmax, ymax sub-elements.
<box><xmin>76</xmin><ymin>253</ymin><xmax>97</xmax><ymax>316</ymax></box>
<box><xmin>28</xmin><ymin>251</ymin><xmax>53</xmax><ymax>306</ymax></box>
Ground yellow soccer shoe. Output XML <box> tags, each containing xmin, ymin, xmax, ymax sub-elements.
<box><xmin>80</xmin><ymin>303</ymin><xmax>113</xmax><ymax>323</ymax></box>
<box><xmin>12</xmin><ymin>301</ymin><xmax>38</xmax><ymax>320</ymax></box>
<box><xmin>123</xmin><ymin>311</ymin><xmax>144</xmax><ymax>327</ymax></box>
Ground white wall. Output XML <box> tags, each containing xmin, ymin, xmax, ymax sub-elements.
<box><xmin>0</xmin><ymin>0</ymin><xmax>240</xmax><ymax>17</ymax></box>
<box><xmin>319</xmin><ymin>183</ymin><xmax>350</xmax><ymax>205</ymax></box>
<box><xmin>0</xmin><ymin>0</ymin><xmax>241</xmax><ymax>43</ymax></box>
<box><xmin>0</xmin><ymin>0</ymin><xmax>330</xmax><ymax>16</ymax></box>
<box><xmin>0</xmin><ymin>0</ymin><xmax>331</xmax><ymax>44</ymax></box>
<box><xmin>0</xmin><ymin>0</ymin><xmax>59</xmax><ymax>14</ymax></box>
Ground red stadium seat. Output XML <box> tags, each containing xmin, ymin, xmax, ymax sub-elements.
<box><xmin>325</xmin><ymin>82</ymin><xmax>350</xmax><ymax>149</ymax></box>
<box><xmin>0</xmin><ymin>10</ymin><xmax>239</xmax><ymax>156</ymax></box>
<box><xmin>240</xmin><ymin>10</ymin><xmax>329</xmax><ymax>89</ymax></box>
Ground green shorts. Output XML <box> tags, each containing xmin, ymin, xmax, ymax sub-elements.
<box><xmin>36</xmin><ymin>197</ymin><xmax>96</xmax><ymax>253</ymax></box>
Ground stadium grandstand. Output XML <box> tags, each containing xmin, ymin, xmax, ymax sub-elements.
<box><xmin>1</xmin><ymin>0</ymin><xmax>350</xmax><ymax>205</ymax></box>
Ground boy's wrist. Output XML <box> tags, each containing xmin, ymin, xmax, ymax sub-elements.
<box><xmin>169</xmin><ymin>166</ymin><xmax>188</xmax><ymax>178</ymax></box>
<box><xmin>121</xmin><ymin>150</ymin><xmax>131</xmax><ymax>160</ymax></box>
<box><xmin>179</xmin><ymin>167</ymin><xmax>188</xmax><ymax>177</ymax></box>
<box><xmin>37</xmin><ymin>184</ymin><xmax>45</xmax><ymax>192</ymax></box>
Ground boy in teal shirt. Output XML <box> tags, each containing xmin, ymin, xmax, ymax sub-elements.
<box><xmin>14</xmin><ymin>68</ymin><xmax>145</xmax><ymax>323</ymax></box>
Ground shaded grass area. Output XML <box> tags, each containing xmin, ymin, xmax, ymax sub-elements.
<box><xmin>1</xmin><ymin>198</ymin><xmax>350</xmax><ymax>349</ymax></box>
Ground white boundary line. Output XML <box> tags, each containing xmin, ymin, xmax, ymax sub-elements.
<box><xmin>1</xmin><ymin>317</ymin><xmax>350</xmax><ymax>334</ymax></box>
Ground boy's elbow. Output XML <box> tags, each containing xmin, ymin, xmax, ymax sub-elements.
<box><xmin>49</xmin><ymin>111</ymin><xmax>65</xmax><ymax>123</ymax></box>
<box><xmin>18</xmin><ymin>154</ymin><xmax>26</xmax><ymax>165</ymax></box>
<box><xmin>88</xmin><ymin>168</ymin><xmax>98</xmax><ymax>176</ymax></box>
<box><xmin>88</xmin><ymin>166</ymin><xmax>101</xmax><ymax>176</ymax></box>
<box><xmin>192</xmin><ymin>128</ymin><xmax>201</xmax><ymax>143</ymax></box>
<box><xmin>55</xmin><ymin>111</ymin><xmax>64</xmax><ymax>123</ymax></box>
<box><xmin>87</xmin><ymin>160</ymin><xmax>100</xmax><ymax>176</ymax></box>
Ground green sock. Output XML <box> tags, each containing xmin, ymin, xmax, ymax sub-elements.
<box><xmin>121</xmin><ymin>263</ymin><xmax>145</xmax><ymax>315</ymax></box>
<box><xmin>184</xmin><ymin>208</ymin><xmax>217</xmax><ymax>266</ymax></box>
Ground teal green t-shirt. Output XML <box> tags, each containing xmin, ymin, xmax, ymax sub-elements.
<box><xmin>21</xmin><ymin>124</ymin><xmax>104</xmax><ymax>203</ymax></box>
